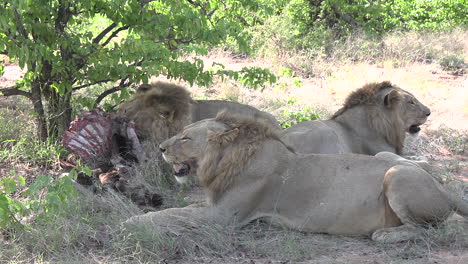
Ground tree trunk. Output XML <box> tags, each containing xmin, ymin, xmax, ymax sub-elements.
<box><xmin>30</xmin><ymin>81</ymin><xmax>48</xmax><ymax>142</ymax></box>
<box><xmin>47</xmin><ymin>89</ymin><xmax>72</xmax><ymax>140</ymax></box>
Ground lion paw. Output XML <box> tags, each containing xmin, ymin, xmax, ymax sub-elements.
<box><xmin>404</xmin><ymin>155</ymin><xmax>428</xmax><ymax>162</ymax></box>
<box><xmin>371</xmin><ymin>226</ymin><xmax>419</xmax><ymax>243</ymax></box>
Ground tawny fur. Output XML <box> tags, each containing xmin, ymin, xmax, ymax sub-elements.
<box><xmin>332</xmin><ymin>81</ymin><xmax>406</xmax><ymax>153</ymax></box>
<box><xmin>118</xmin><ymin>82</ymin><xmax>193</xmax><ymax>142</ymax></box>
<box><xmin>141</xmin><ymin>82</ymin><xmax>193</xmax><ymax>121</ymax></box>
<box><xmin>198</xmin><ymin>112</ymin><xmax>289</xmax><ymax>203</ymax></box>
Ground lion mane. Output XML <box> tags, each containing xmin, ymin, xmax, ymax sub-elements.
<box><xmin>139</xmin><ymin>82</ymin><xmax>193</xmax><ymax>121</ymax></box>
<box><xmin>331</xmin><ymin>81</ymin><xmax>396</xmax><ymax>116</ymax></box>
<box><xmin>118</xmin><ymin>81</ymin><xmax>193</xmax><ymax>141</ymax></box>
<box><xmin>198</xmin><ymin>112</ymin><xmax>289</xmax><ymax>203</ymax></box>
<box><xmin>331</xmin><ymin>81</ymin><xmax>406</xmax><ymax>153</ymax></box>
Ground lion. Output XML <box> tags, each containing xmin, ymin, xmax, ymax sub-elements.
<box><xmin>124</xmin><ymin>112</ymin><xmax>468</xmax><ymax>243</ymax></box>
<box><xmin>118</xmin><ymin>81</ymin><xmax>280</xmax><ymax>144</ymax></box>
<box><xmin>281</xmin><ymin>81</ymin><xmax>431</xmax><ymax>155</ymax></box>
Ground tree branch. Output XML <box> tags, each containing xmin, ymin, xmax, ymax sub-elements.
<box><xmin>101</xmin><ymin>26</ymin><xmax>130</xmax><ymax>47</ymax></box>
<box><xmin>92</xmin><ymin>23</ymin><xmax>117</xmax><ymax>45</ymax></box>
<box><xmin>330</xmin><ymin>5</ymin><xmax>359</xmax><ymax>30</ymax></box>
<box><xmin>206</xmin><ymin>8</ymin><xmax>218</xmax><ymax>18</ymax></box>
<box><xmin>186</xmin><ymin>0</ymin><xmax>217</xmax><ymax>18</ymax></box>
<box><xmin>139</xmin><ymin>0</ymin><xmax>156</xmax><ymax>6</ymax></box>
<box><xmin>0</xmin><ymin>85</ymin><xmax>32</xmax><ymax>99</ymax></box>
<box><xmin>93</xmin><ymin>78</ymin><xmax>132</xmax><ymax>108</ymax></box>
<box><xmin>3</xmin><ymin>28</ymin><xmax>22</xmax><ymax>47</ymax></box>
<box><xmin>55</xmin><ymin>1</ymin><xmax>72</xmax><ymax>33</ymax></box>
<box><xmin>13</xmin><ymin>8</ymin><xmax>28</xmax><ymax>39</ymax></box>
<box><xmin>73</xmin><ymin>79</ymin><xmax>111</xmax><ymax>91</ymax></box>
<box><xmin>154</xmin><ymin>36</ymin><xmax>199</xmax><ymax>45</ymax></box>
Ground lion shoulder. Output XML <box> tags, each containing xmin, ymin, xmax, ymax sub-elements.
<box><xmin>193</xmin><ymin>100</ymin><xmax>280</xmax><ymax>128</ymax></box>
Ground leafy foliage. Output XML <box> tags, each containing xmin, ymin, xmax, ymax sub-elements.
<box><xmin>250</xmin><ymin>0</ymin><xmax>468</xmax><ymax>58</ymax></box>
<box><xmin>380</xmin><ymin>0</ymin><xmax>468</xmax><ymax>31</ymax></box>
<box><xmin>280</xmin><ymin>107</ymin><xmax>321</xmax><ymax>128</ymax></box>
<box><xmin>293</xmin><ymin>0</ymin><xmax>468</xmax><ymax>35</ymax></box>
<box><xmin>0</xmin><ymin>0</ymin><xmax>276</xmax><ymax>141</ymax></box>
<box><xmin>279</xmin><ymin>98</ymin><xmax>321</xmax><ymax>128</ymax></box>
<box><xmin>0</xmin><ymin>168</ymin><xmax>80</xmax><ymax>231</ymax></box>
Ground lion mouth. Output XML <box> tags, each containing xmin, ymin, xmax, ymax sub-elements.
<box><xmin>173</xmin><ymin>163</ymin><xmax>191</xmax><ymax>177</ymax></box>
<box><xmin>408</xmin><ymin>125</ymin><xmax>421</xmax><ymax>134</ymax></box>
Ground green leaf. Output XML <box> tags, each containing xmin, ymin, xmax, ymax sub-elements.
<box><xmin>1</xmin><ymin>178</ymin><xmax>17</xmax><ymax>194</ymax></box>
<box><xmin>83</xmin><ymin>167</ymin><xmax>92</xmax><ymax>177</ymax></box>
<box><xmin>18</xmin><ymin>176</ymin><xmax>26</xmax><ymax>187</ymax></box>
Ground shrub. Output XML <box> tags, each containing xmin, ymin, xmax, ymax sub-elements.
<box><xmin>0</xmin><ymin>169</ymin><xmax>79</xmax><ymax>232</ymax></box>
<box><xmin>280</xmin><ymin>107</ymin><xmax>321</xmax><ymax>128</ymax></box>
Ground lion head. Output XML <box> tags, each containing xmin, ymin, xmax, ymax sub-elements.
<box><xmin>159</xmin><ymin>112</ymin><xmax>287</xmax><ymax>203</ymax></box>
<box><xmin>331</xmin><ymin>81</ymin><xmax>431</xmax><ymax>153</ymax></box>
<box><xmin>118</xmin><ymin>81</ymin><xmax>193</xmax><ymax>142</ymax></box>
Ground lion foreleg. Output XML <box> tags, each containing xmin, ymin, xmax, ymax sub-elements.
<box><xmin>371</xmin><ymin>224</ymin><xmax>421</xmax><ymax>243</ymax></box>
<box><xmin>184</xmin><ymin>201</ymin><xmax>208</xmax><ymax>208</ymax></box>
<box><xmin>123</xmin><ymin>207</ymin><xmax>227</xmax><ymax>235</ymax></box>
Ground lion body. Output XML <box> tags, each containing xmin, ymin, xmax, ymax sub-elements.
<box><xmin>281</xmin><ymin>82</ymin><xmax>431</xmax><ymax>155</ymax></box>
<box><xmin>191</xmin><ymin>99</ymin><xmax>279</xmax><ymax>128</ymax></box>
<box><xmin>126</xmin><ymin>113</ymin><xmax>468</xmax><ymax>243</ymax></box>
<box><xmin>118</xmin><ymin>82</ymin><xmax>279</xmax><ymax>144</ymax></box>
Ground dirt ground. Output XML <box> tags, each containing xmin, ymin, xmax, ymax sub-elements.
<box><xmin>1</xmin><ymin>57</ymin><xmax>467</xmax><ymax>263</ymax></box>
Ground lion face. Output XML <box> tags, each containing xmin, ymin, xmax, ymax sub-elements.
<box><xmin>159</xmin><ymin>119</ymin><xmax>227</xmax><ymax>183</ymax></box>
<box><xmin>119</xmin><ymin>97</ymin><xmax>177</xmax><ymax>140</ymax></box>
<box><xmin>118</xmin><ymin>82</ymin><xmax>193</xmax><ymax>141</ymax></box>
<box><xmin>388</xmin><ymin>91</ymin><xmax>431</xmax><ymax>135</ymax></box>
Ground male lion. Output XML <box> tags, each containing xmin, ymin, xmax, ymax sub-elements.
<box><xmin>118</xmin><ymin>81</ymin><xmax>280</xmax><ymax>144</ymax></box>
<box><xmin>281</xmin><ymin>81</ymin><xmax>431</xmax><ymax>155</ymax></box>
<box><xmin>124</xmin><ymin>112</ymin><xmax>467</xmax><ymax>243</ymax></box>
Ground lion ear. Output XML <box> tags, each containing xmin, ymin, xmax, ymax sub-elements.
<box><xmin>137</xmin><ymin>84</ymin><xmax>152</xmax><ymax>93</ymax></box>
<box><xmin>208</xmin><ymin>128</ymin><xmax>240</xmax><ymax>144</ymax></box>
<box><xmin>384</xmin><ymin>90</ymin><xmax>401</xmax><ymax>108</ymax></box>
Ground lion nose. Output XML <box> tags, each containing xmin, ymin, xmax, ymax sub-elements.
<box><xmin>159</xmin><ymin>145</ymin><xmax>166</xmax><ymax>153</ymax></box>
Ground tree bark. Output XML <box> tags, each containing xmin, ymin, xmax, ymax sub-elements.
<box><xmin>47</xmin><ymin>89</ymin><xmax>72</xmax><ymax>140</ymax></box>
<box><xmin>30</xmin><ymin>81</ymin><xmax>48</xmax><ymax>141</ymax></box>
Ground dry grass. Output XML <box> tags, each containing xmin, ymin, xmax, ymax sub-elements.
<box><xmin>1</xmin><ymin>30</ymin><xmax>467</xmax><ymax>263</ymax></box>
<box><xmin>2</xmin><ymin>119</ymin><xmax>466</xmax><ymax>264</ymax></box>
<box><xmin>134</xmin><ymin>142</ymin><xmax>194</xmax><ymax>209</ymax></box>
<box><xmin>260</xmin><ymin>30</ymin><xmax>468</xmax><ymax>78</ymax></box>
